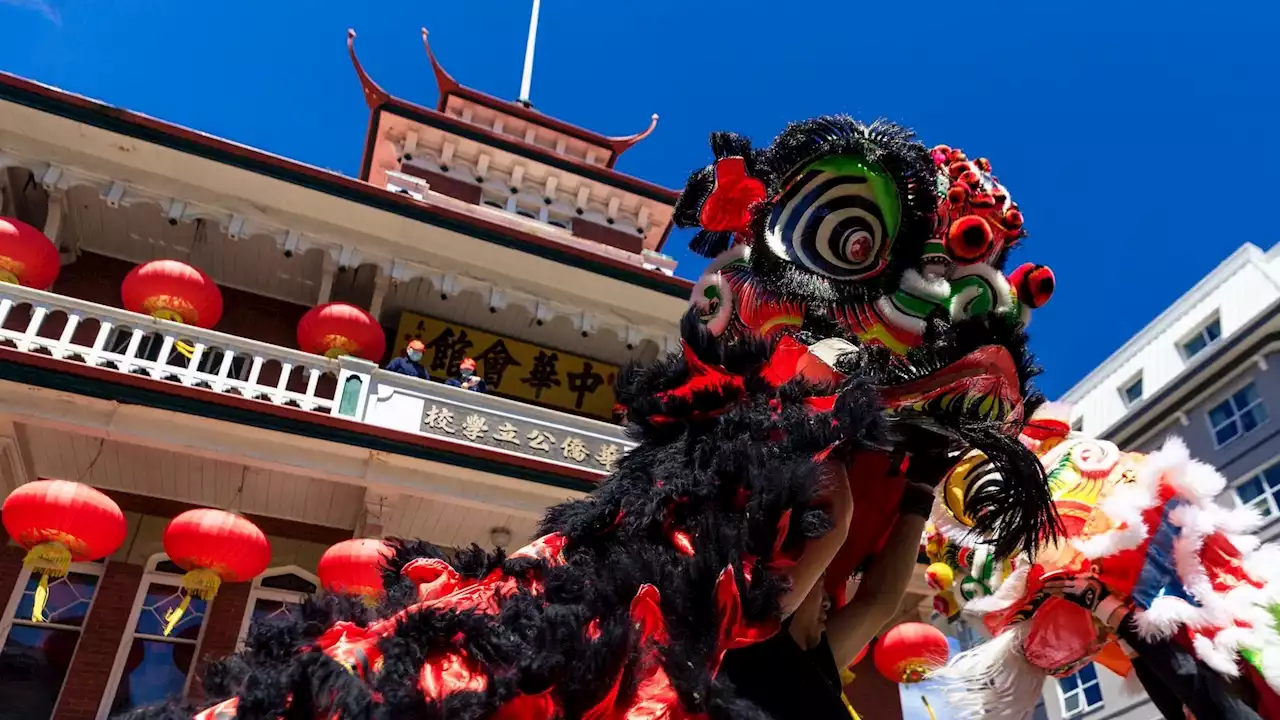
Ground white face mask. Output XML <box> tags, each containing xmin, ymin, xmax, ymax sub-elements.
<box><xmin>460</xmin><ymin>368</ymin><xmax>474</xmax><ymax>378</ymax></box>
<box><xmin>407</xmin><ymin>350</ymin><xmax>423</xmax><ymax>362</ymax></box>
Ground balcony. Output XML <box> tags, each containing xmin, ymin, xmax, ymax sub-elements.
<box><xmin>0</xmin><ymin>281</ymin><xmax>633</xmax><ymax>480</ymax></box>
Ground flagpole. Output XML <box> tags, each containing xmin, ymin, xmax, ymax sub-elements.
<box><xmin>518</xmin><ymin>0</ymin><xmax>541</xmax><ymax>105</ymax></box>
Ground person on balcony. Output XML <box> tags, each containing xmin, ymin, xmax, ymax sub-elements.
<box><xmin>385</xmin><ymin>339</ymin><xmax>429</xmax><ymax>380</ymax></box>
<box><xmin>447</xmin><ymin>357</ymin><xmax>487</xmax><ymax>393</ymax></box>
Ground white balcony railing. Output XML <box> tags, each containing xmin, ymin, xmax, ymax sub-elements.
<box><xmin>0</xmin><ymin>283</ymin><xmax>633</xmax><ymax>476</ymax></box>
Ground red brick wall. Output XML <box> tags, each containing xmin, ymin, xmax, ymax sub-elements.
<box><xmin>0</xmin><ymin>544</ymin><xmax>24</xmax><ymax>602</ymax></box>
<box><xmin>53</xmin><ymin>560</ymin><xmax>144</xmax><ymax>720</ymax></box>
<box><xmin>187</xmin><ymin>581</ymin><xmax>252</xmax><ymax>706</ymax></box>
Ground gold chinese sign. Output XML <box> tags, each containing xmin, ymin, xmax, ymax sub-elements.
<box><xmin>392</xmin><ymin>311</ymin><xmax>619</xmax><ymax>420</ymax></box>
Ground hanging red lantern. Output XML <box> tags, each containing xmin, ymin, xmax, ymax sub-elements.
<box><xmin>852</xmin><ymin>643</ymin><xmax>869</xmax><ymax>666</ymax></box>
<box><xmin>318</xmin><ymin>538</ymin><xmax>391</xmax><ymax>603</ymax></box>
<box><xmin>0</xmin><ymin>217</ymin><xmax>60</xmax><ymax>289</ymax></box>
<box><xmin>161</xmin><ymin>508</ymin><xmax>270</xmax><ymax>635</ymax></box>
<box><xmin>2</xmin><ymin>480</ymin><xmax>126</xmax><ymax>621</ymax></box>
<box><xmin>296</xmin><ymin>302</ymin><xmax>386</xmax><ymax>361</ymax></box>
<box><xmin>874</xmin><ymin>622</ymin><xmax>951</xmax><ymax>684</ymax></box>
<box><xmin>121</xmin><ymin>259</ymin><xmax>224</xmax><ymax>328</ymax></box>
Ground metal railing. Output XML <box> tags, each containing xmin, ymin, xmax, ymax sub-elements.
<box><xmin>0</xmin><ymin>283</ymin><xmax>633</xmax><ymax>471</ymax></box>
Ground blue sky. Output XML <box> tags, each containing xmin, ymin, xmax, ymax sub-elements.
<box><xmin>2</xmin><ymin>0</ymin><xmax>1276</xmax><ymax>398</ymax></box>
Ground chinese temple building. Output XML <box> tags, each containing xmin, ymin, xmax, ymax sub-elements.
<box><xmin>0</xmin><ymin>24</ymin><xmax>933</xmax><ymax>720</ymax></box>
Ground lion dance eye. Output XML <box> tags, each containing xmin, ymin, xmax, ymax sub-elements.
<box><xmin>763</xmin><ymin>154</ymin><xmax>902</xmax><ymax>281</ymax></box>
<box><xmin>945</xmin><ymin>216</ymin><xmax>994</xmax><ymax>261</ymax></box>
<box><xmin>1009</xmin><ymin>262</ymin><xmax>1055</xmax><ymax>308</ymax></box>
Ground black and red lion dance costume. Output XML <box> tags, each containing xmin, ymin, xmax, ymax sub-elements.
<box><xmin>127</xmin><ymin>117</ymin><xmax>1063</xmax><ymax>720</ymax></box>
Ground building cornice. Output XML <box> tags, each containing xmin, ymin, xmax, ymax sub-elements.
<box><xmin>1061</xmin><ymin>243</ymin><xmax>1271</xmax><ymax>403</ymax></box>
<box><xmin>0</xmin><ymin>347</ymin><xmax>600</xmax><ymax>493</ymax></box>
<box><xmin>1104</xmin><ymin>299</ymin><xmax>1280</xmax><ymax>448</ymax></box>
<box><xmin>0</xmin><ymin>71</ymin><xmax>693</xmax><ymax>299</ymax></box>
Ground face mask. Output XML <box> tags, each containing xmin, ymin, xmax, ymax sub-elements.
<box><xmin>407</xmin><ymin>350</ymin><xmax>423</xmax><ymax>362</ymax></box>
<box><xmin>461</xmin><ymin>368</ymin><xmax>474</xmax><ymax>378</ymax></box>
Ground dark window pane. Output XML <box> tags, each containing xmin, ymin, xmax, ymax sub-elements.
<box><xmin>153</xmin><ymin>561</ymin><xmax>185</xmax><ymax>575</ymax></box>
<box><xmin>1209</xmin><ymin>401</ymin><xmax>1235</xmax><ymax>428</ymax></box>
<box><xmin>109</xmin><ymin>638</ymin><xmax>195</xmax><ymax>715</ymax></box>
<box><xmin>1264</xmin><ymin>465</ymin><xmax>1280</xmax><ymax>489</ymax></box>
<box><xmin>1243</xmin><ymin>407</ymin><xmax>1262</xmax><ymax>433</ymax></box>
<box><xmin>1234</xmin><ymin>383</ymin><xmax>1261</xmax><ymax>409</ymax></box>
<box><xmin>133</xmin><ymin>584</ymin><xmax>206</xmax><ymax>640</ymax></box>
<box><xmin>1205</xmin><ymin>319</ymin><xmax>1222</xmax><ymax>342</ymax></box>
<box><xmin>1248</xmin><ymin>403</ymin><xmax>1270</xmax><ymax>428</ymax></box>
<box><xmin>1239</xmin><ymin>477</ymin><xmax>1265</xmax><ymax>503</ymax></box>
<box><xmin>1216</xmin><ymin>422</ymin><xmax>1240</xmax><ymax>446</ymax></box>
<box><xmin>1063</xmin><ymin>692</ymin><xmax>1080</xmax><ymax>715</ymax></box>
<box><xmin>1124</xmin><ymin>379</ymin><xmax>1143</xmax><ymax>403</ymax></box>
<box><xmin>250</xmin><ymin>598</ymin><xmax>295</xmax><ymax>627</ymax></box>
<box><xmin>1078</xmin><ymin>665</ymin><xmax>1098</xmax><ymax>683</ymax></box>
<box><xmin>258</xmin><ymin>574</ymin><xmax>317</xmax><ymax>594</ymax></box>
<box><xmin>1183</xmin><ymin>335</ymin><xmax>1207</xmax><ymax>358</ymax></box>
<box><xmin>0</xmin><ymin>625</ymin><xmax>79</xmax><ymax>719</ymax></box>
<box><xmin>1249</xmin><ymin>496</ymin><xmax>1273</xmax><ymax>518</ymax></box>
<box><xmin>1058</xmin><ymin>674</ymin><xmax>1080</xmax><ymax>692</ymax></box>
<box><xmin>13</xmin><ymin>572</ymin><xmax>98</xmax><ymax>626</ymax></box>
<box><xmin>1083</xmin><ymin>682</ymin><xmax>1104</xmax><ymax>706</ymax></box>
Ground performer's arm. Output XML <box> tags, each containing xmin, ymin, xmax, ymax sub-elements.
<box><xmin>824</xmin><ymin>491</ymin><xmax>929</xmax><ymax>667</ymax></box>
<box><xmin>781</xmin><ymin>460</ymin><xmax>853</xmax><ymax>615</ymax></box>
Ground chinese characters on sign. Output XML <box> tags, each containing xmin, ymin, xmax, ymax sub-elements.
<box><xmin>419</xmin><ymin>403</ymin><xmax>626</xmax><ymax>471</ymax></box>
<box><xmin>394</xmin><ymin>312</ymin><xmax>619</xmax><ymax>420</ymax></box>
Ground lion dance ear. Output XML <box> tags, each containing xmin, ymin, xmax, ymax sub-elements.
<box><xmin>673</xmin><ymin>132</ymin><xmax>768</xmax><ymax>258</ymax></box>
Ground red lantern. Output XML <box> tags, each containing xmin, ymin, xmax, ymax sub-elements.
<box><xmin>318</xmin><ymin>538</ymin><xmax>391</xmax><ymax>602</ymax></box>
<box><xmin>297</xmin><ymin>302</ymin><xmax>386</xmax><ymax>361</ymax></box>
<box><xmin>0</xmin><ymin>217</ymin><xmax>60</xmax><ymax>289</ymax></box>
<box><xmin>2</xmin><ymin>480</ymin><xmax>126</xmax><ymax>621</ymax></box>
<box><xmin>874</xmin><ymin>622</ymin><xmax>951</xmax><ymax>684</ymax></box>
<box><xmin>852</xmin><ymin>644</ymin><xmax>869</xmax><ymax>666</ymax></box>
<box><xmin>121</xmin><ymin>259</ymin><xmax>224</xmax><ymax>328</ymax></box>
<box><xmin>161</xmin><ymin>508</ymin><xmax>270</xmax><ymax>635</ymax></box>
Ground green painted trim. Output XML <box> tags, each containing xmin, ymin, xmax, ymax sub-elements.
<box><xmin>0</xmin><ymin>79</ymin><xmax>690</xmax><ymax>299</ymax></box>
<box><xmin>0</xmin><ymin>360</ymin><xmax>597</xmax><ymax>495</ymax></box>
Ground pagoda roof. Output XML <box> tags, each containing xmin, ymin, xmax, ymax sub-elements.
<box><xmin>0</xmin><ymin>70</ymin><xmax>692</xmax><ymax>297</ymax></box>
<box><xmin>348</xmin><ymin>30</ymin><xmax>668</xmax><ymax>189</ymax></box>
<box><xmin>421</xmin><ymin>29</ymin><xmax>657</xmax><ymax>169</ymax></box>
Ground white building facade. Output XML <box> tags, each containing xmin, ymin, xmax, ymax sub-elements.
<box><xmin>1040</xmin><ymin>242</ymin><xmax>1280</xmax><ymax>719</ymax></box>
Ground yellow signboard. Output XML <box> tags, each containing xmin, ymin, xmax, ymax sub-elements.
<box><xmin>392</xmin><ymin>311</ymin><xmax>619</xmax><ymax>421</ymax></box>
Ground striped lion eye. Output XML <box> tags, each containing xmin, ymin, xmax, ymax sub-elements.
<box><xmin>763</xmin><ymin>154</ymin><xmax>902</xmax><ymax>282</ymax></box>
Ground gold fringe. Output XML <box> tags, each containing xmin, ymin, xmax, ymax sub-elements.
<box><xmin>163</xmin><ymin>568</ymin><xmax>222</xmax><ymax>636</ymax></box>
<box><xmin>23</xmin><ymin>543</ymin><xmax>71</xmax><ymax>623</ymax></box>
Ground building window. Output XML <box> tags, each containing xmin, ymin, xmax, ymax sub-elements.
<box><xmin>1071</xmin><ymin>417</ymin><xmax>1084</xmax><ymax>432</ymax></box>
<box><xmin>1058</xmin><ymin>663</ymin><xmax>1104</xmax><ymax>717</ymax></box>
<box><xmin>1120</xmin><ymin>374</ymin><xmax>1144</xmax><ymax>407</ymax></box>
<box><xmin>0</xmin><ymin>562</ymin><xmax>104</xmax><ymax>720</ymax></box>
<box><xmin>1182</xmin><ymin>317</ymin><xmax>1223</xmax><ymax>359</ymax></box>
<box><xmin>103</xmin><ymin>556</ymin><xmax>209</xmax><ymax>717</ymax></box>
<box><xmin>1208</xmin><ymin>381</ymin><xmax>1268</xmax><ymax>447</ymax></box>
<box><xmin>236</xmin><ymin>568</ymin><xmax>319</xmax><ymax>647</ymax></box>
<box><xmin>1236</xmin><ymin>460</ymin><xmax>1280</xmax><ymax>519</ymax></box>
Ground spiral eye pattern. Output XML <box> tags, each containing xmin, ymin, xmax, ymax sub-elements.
<box><xmin>764</xmin><ymin>159</ymin><xmax>898</xmax><ymax>281</ymax></box>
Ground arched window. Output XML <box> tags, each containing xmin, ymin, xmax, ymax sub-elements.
<box><xmin>236</xmin><ymin>567</ymin><xmax>319</xmax><ymax>647</ymax></box>
<box><xmin>100</xmin><ymin>554</ymin><xmax>210</xmax><ymax>719</ymax></box>
<box><xmin>0</xmin><ymin>560</ymin><xmax>106</xmax><ymax>719</ymax></box>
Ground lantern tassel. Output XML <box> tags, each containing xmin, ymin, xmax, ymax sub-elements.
<box><xmin>163</xmin><ymin>593</ymin><xmax>192</xmax><ymax>637</ymax></box>
<box><xmin>922</xmin><ymin>695</ymin><xmax>937</xmax><ymax>720</ymax></box>
<box><xmin>22</xmin><ymin>542</ymin><xmax>71</xmax><ymax>624</ymax></box>
<box><xmin>32</xmin><ymin>573</ymin><xmax>50</xmax><ymax>622</ymax></box>
<box><xmin>164</xmin><ymin>568</ymin><xmax>221</xmax><ymax>637</ymax></box>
